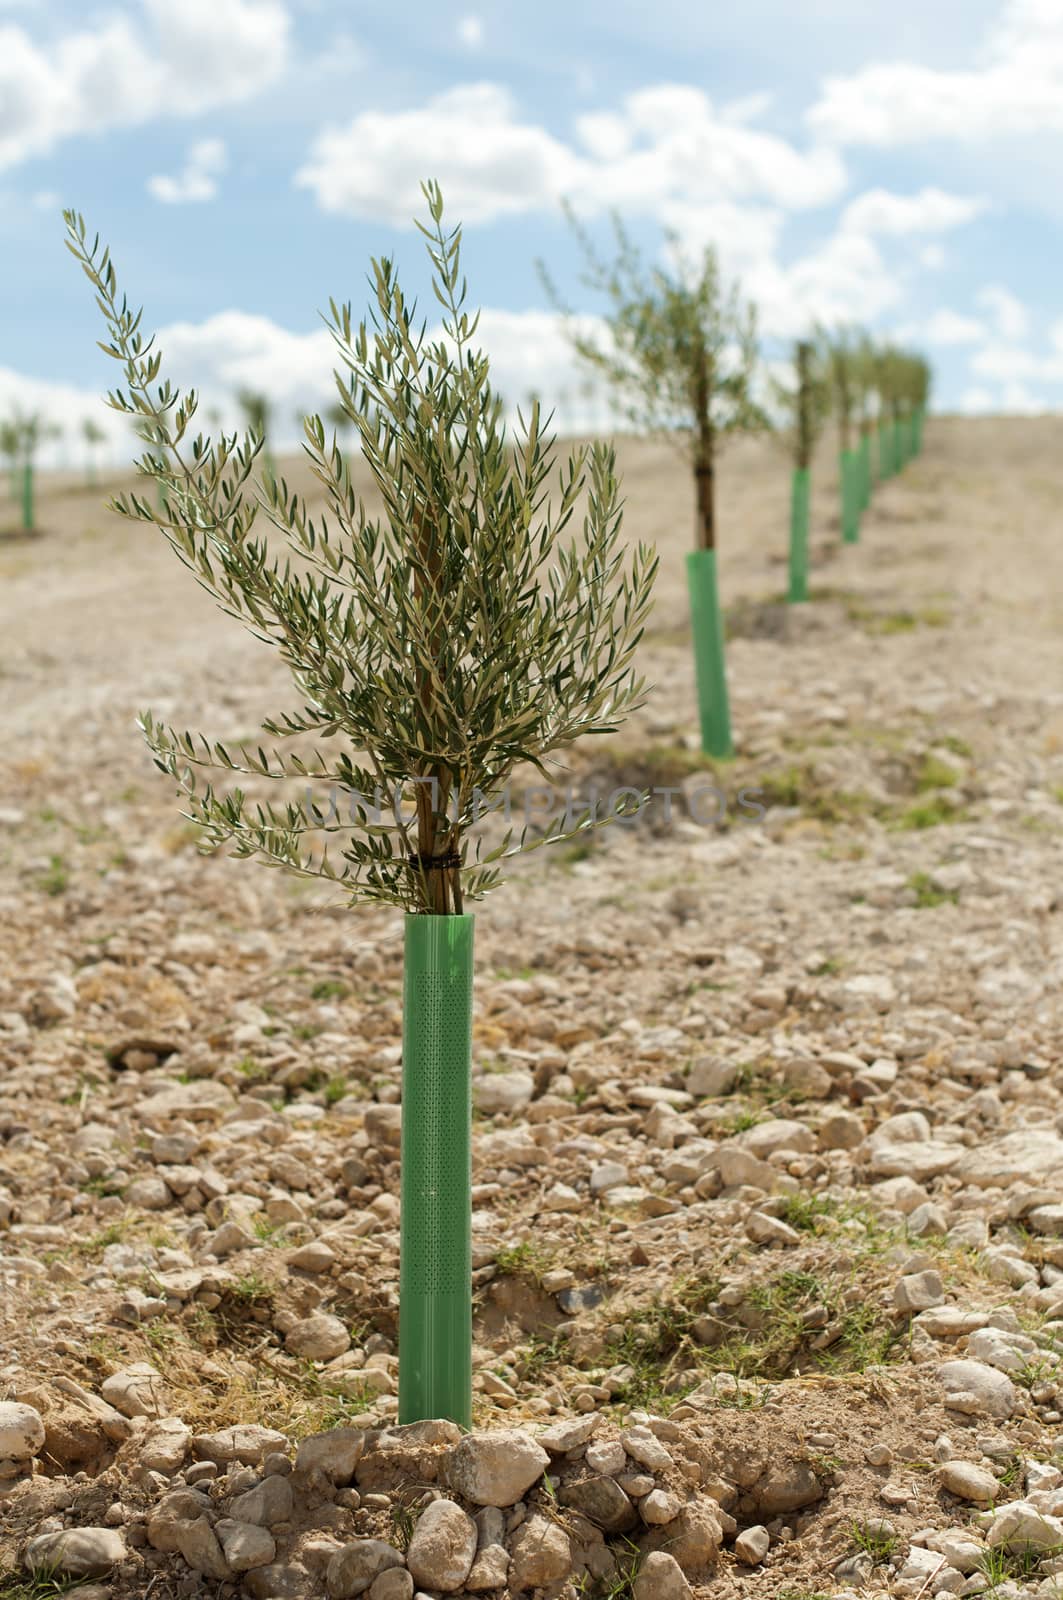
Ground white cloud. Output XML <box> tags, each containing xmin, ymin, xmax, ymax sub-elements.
<box><xmin>296</xmin><ymin>85</ymin><xmax>582</xmax><ymax>225</ymax></box>
<box><xmin>809</xmin><ymin>0</ymin><xmax>1063</xmax><ymax>146</ymax></box>
<box><xmin>976</xmin><ymin>284</ymin><xmax>1029</xmax><ymax>340</ymax></box>
<box><xmin>0</xmin><ymin>0</ymin><xmax>289</xmax><ymax>171</ymax></box>
<box><xmin>744</xmin><ymin>228</ymin><xmax>900</xmax><ymax>340</ymax></box>
<box><xmin>0</xmin><ymin>368</ymin><xmax>131</xmax><ymax>467</ymax></box>
<box><xmin>920</xmin><ymin>244</ymin><xmax>946</xmax><ymax>269</ymax></box>
<box><xmin>923</xmin><ymin>309</ymin><xmax>986</xmax><ymax>345</ymax></box>
<box><xmin>959</xmin><ymin>386</ymin><xmax>995</xmax><ymax>414</ymax></box>
<box><xmin>457</xmin><ymin>15</ymin><xmax>483</xmax><ymax>46</ymax></box>
<box><xmin>296</xmin><ymin>80</ymin><xmax>846</xmax><ymax>227</ymax></box>
<box><xmin>839</xmin><ymin>186</ymin><xmax>986</xmax><ymax>237</ymax></box>
<box><xmin>148</xmin><ymin>138</ymin><xmax>227</xmax><ymax>205</ymax></box>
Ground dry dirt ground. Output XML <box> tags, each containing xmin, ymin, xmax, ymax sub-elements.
<box><xmin>1</xmin><ymin>418</ymin><xmax>1063</xmax><ymax>1600</ymax></box>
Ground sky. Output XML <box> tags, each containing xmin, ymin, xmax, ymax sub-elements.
<box><xmin>2</xmin><ymin>0</ymin><xmax>1062</xmax><ymax>462</ymax></box>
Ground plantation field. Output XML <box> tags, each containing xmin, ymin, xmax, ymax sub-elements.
<box><xmin>2</xmin><ymin>416</ymin><xmax>1063</xmax><ymax>1598</ymax></box>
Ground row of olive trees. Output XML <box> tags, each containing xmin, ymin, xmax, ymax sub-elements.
<box><xmin>59</xmin><ymin>187</ymin><xmax>927</xmax><ymax>1433</ymax></box>
<box><xmin>779</xmin><ymin>334</ymin><xmax>932</xmax><ymax>603</ymax></box>
<box><xmin>1</xmin><ymin>411</ymin><xmax>112</xmax><ymax>532</ymax></box>
<box><xmin>538</xmin><ymin>214</ymin><xmax>932</xmax><ymax>755</ymax></box>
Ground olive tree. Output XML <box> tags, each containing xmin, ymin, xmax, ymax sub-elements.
<box><xmin>774</xmin><ymin>338</ymin><xmax>831</xmax><ymax>603</ymax></box>
<box><xmin>540</xmin><ymin>214</ymin><xmax>764</xmax><ymax>758</ymax></box>
<box><xmin>64</xmin><ymin>183</ymin><xmax>656</xmax><ymax>1425</ymax></box>
<box><xmin>826</xmin><ymin>330</ymin><xmax>862</xmax><ymax>543</ymax></box>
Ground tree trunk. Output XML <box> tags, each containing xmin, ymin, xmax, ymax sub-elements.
<box><xmin>693</xmin><ymin>346</ymin><xmax>716</xmax><ymax>552</ymax></box>
<box><xmin>411</xmin><ymin>499</ymin><xmax>462</xmax><ymax>915</ymax></box>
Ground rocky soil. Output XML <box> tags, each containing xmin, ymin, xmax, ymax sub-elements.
<box><xmin>1</xmin><ymin>417</ymin><xmax>1063</xmax><ymax>1600</ymax></box>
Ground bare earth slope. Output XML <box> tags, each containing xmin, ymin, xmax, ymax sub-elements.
<box><xmin>1</xmin><ymin>418</ymin><xmax>1062</xmax><ymax>1599</ymax></box>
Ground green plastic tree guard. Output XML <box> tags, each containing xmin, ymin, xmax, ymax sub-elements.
<box><xmin>398</xmin><ymin>912</ymin><xmax>474</xmax><ymax>1428</ymax></box>
<box><xmin>686</xmin><ymin>547</ymin><xmax>733</xmax><ymax>758</ymax></box>
<box><xmin>841</xmin><ymin>450</ymin><xmax>859</xmax><ymax>544</ymax></box>
<box><xmin>788</xmin><ymin>467</ymin><xmax>810</xmax><ymax>603</ymax></box>
<box><xmin>21</xmin><ymin>463</ymin><xmax>33</xmax><ymax>532</ymax></box>
<box><xmin>859</xmin><ymin>433</ymin><xmax>872</xmax><ymax>510</ymax></box>
<box><xmin>908</xmin><ymin>414</ymin><xmax>918</xmax><ymax>460</ymax></box>
<box><xmin>877</xmin><ymin>423</ymin><xmax>892</xmax><ymax>480</ymax></box>
<box><xmin>893</xmin><ymin>419</ymin><xmax>906</xmax><ymax>472</ymax></box>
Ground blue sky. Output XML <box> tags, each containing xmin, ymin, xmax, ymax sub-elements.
<box><xmin>2</xmin><ymin>0</ymin><xmax>1061</xmax><ymax>459</ymax></box>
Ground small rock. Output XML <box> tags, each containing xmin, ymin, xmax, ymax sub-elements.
<box><xmin>507</xmin><ymin>1513</ymin><xmax>572</xmax><ymax>1592</ymax></box>
<box><xmin>326</xmin><ymin>1539</ymin><xmax>405</xmax><ymax>1599</ymax></box>
<box><xmin>0</xmin><ymin>1401</ymin><xmax>45</xmax><ymax>1478</ymax></box>
<box><xmin>621</xmin><ymin>1426</ymin><xmax>673</xmax><ymax>1472</ymax></box>
<box><xmin>217</xmin><ymin>1519</ymin><xmax>276</xmax><ymax>1572</ymax></box>
<box><xmin>445</xmin><ymin>1429</ymin><xmax>549</xmax><ymax>1506</ymax></box>
<box><xmin>746</xmin><ymin>1211</ymin><xmax>801</xmax><ymax>1246</ymax></box>
<box><xmin>139</xmin><ymin>1417</ymin><xmax>192</xmax><ymax>1474</ymax></box>
<box><xmin>894</xmin><ymin>1270</ymin><xmax>945</xmax><ymax>1313</ymax></box>
<box><xmin>285</xmin><ymin>1313</ymin><xmax>351</xmax><ymax>1362</ymax></box>
<box><xmin>296</xmin><ymin>1428</ymin><xmax>366</xmax><ymax>1482</ymax></box>
<box><xmin>938</xmin><ymin>1359</ymin><xmax>1018</xmax><ymax>1419</ymax></box>
<box><xmin>367</xmin><ymin>1571</ymin><xmax>414</xmax><ymax>1600</ymax></box>
<box><xmin>735</xmin><ymin>1525</ymin><xmax>770</xmax><ymax>1565</ymax></box>
<box><xmin>405</xmin><ymin>1499</ymin><xmax>477</xmax><ymax>1592</ymax></box>
<box><xmin>987</xmin><ymin>1499</ymin><xmax>1063</xmax><ymax>1553</ymax></box>
<box><xmin>591</xmin><ymin>1161</ymin><xmax>629</xmax><ymax>1194</ymax></box>
<box><xmin>229</xmin><ymin>1474</ymin><xmax>294</xmax><ymax>1526</ymax></box>
<box><xmin>192</xmin><ymin>1425</ymin><xmax>289</xmax><ymax>1465</ymax></box>
<box><xmin>174</xmin><ymin>1516</ymin><xmax>230</xmax><ymax>1580</ymax></box>
<box><xmin>641</xmin><ymin>1488</ymin><xmax>682</xmax><ymax>1525</ymax></box>
<box><xmin>25</xmin><ymin>1529</ymin><xmax>126</xmax><ymax>1578</ymax></box>
<box><xmin>101</xmin><ymin>1362</ymin><xmax>167</xmax><ymax>1418</ymax></box>
<box><xmin>632</xmin><ymin>1549</ymin><xmax>693</xmax><ymax>1599</ymax></box>
<box><xmin>938</xmin><ymin>1461</ymin><xmax>1001</xmax><ymax>1505</ymax></box>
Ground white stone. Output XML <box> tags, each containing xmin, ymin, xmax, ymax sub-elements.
<box><xmin>101</xmin><ymin>1362</ymin><xmax>167</xmax><ymax>1418</ymax></box>
<box><xmin>937</xmin><ymin>1359</ymin><xmax>1018</xmax><ymax>1419</ymax></box>
<box><xmin>217</xmin><ymin>1519</ymin><xmax>276</xmax><ymax>1572</ymax></box>
<box><xmin>938</xmin><ymin>1461</ymin><xmax>1001</xmax><ymax>1505</ymax></box>
<box><xmin>444</xmin><ymin>1429</ymin><xmax>549</xmax><ymax>1506</ymax></box>
<box><xmin>894</xmin><ymin>1270</ymin><xmax>945</xmax><ymax>1313</ymax></box>
<box><xmin>474</xmin><ymin>1071</ymin><xmax>534</xmax><ymax>1115</ymax></box>
<box><xmin>25</xmin><ymin>1529</ymin><xmax>127</xmax><ymax>1578</ymax></box>
<box><xmin>285</xmin><ymin>1313</ymin><xmax>350</xmax><ymax>1361</ymax></box>
<box><xmin>632</xmin><ymin>1550</ymin><xmax>693</xmax><ymax>1599</ymax></box>
<box><xmin>405</xmin><ymin>1499</ymin><xmax>477</xmax><ymax>1592</ymax></box>
<box><xmin>0</xmin><ymin>1401</ymin><xmax>44</xmax><ymax>1478</ymax></box>
<box><xmin>640</xmin><ymin>1489</ymin><xmax>682</xmax><ymax>1525</ymax></box>
<box><xmin>987</xmin><ymin>1500</ymin><xmax>1063</xmax><ymax>1554</ymax></box>
<box><xmin>735</xmin><ymin>1525</ymin><xmax>770</xmax><ymax>1565</ymax></box>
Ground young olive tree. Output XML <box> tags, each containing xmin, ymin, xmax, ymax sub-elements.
<box><xmin>236</xmin><ymin>387</ymin><xmax>276</xmax><ymax>484</ymax></box>
<box><xmin>0</xmin><ymin>420</ymin><xmax>19</xmax><ymax>503</ymax></box>
<box><xmin>851</xmin><ymin>334</ymin><xmax>877</xmax><ymax>512</ymax></box>
<box><xmin>82</xmin><ymin>416</ymin><xmax>106</xmax><ymax>485</ymax></box>
<box><xmin>64</xmin><ymin>183</ymin><xmax>656</xmax><ymax>1426</ymax></box>
<box><xmin>773</xmin><ymin>339</ymin><xmax>831</xmax><ymax>603</ymax></box>
<box><xmin>826</xmin><ymin>330</ymin><xmax>862</xmax><ymax>544</ymax></box>
<box><xmin>2</xmin><ymin>408</ymin><xmax>54</xmax><ymax>532</ymax></box>
<box><xmin>540</xmin><ymin>214</ymin><xmax>764</xmax><ymax>758</ymax></box>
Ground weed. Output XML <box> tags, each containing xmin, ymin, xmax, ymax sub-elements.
<box><xmin>893</xmin><ymin>795</ymin><xmax>966</xmax><ymax>829</ymax></box>
<box><xmin>849</xmin><ymin>1518</ymin><xmax>898</xmax><ymax>1565</ymax></box>
<box><xmin>230</xmin><ymin>1271</ymin><xmax>273</xmax><ymax>1303</ymax></box>
<box><xmin>311</xmin><ymin>978</ymin><xmax>350</xmax><ymax>1001</ymax></box>
<box><xmin>493</xmin><ymin>1239</ymin><xmax>553</xmax><ymax>1285</ymax></box>
<box><xmin>36</xmin><ymin>854</ymin><xmax>69</xmax><ymax>896</ymax></box>
<box><xmin>907</xmin><ymin>870</ymin><xmax>959</xmax><ymax>908</ymax></box>
<box><xmin>916</xmin><ymin>753</ymin><xmax>960</xmax><ymax>791</ymax></box>
<box><xmin>0</xmin><ymin>1564</ymin><xmax>82</xmax><ymax>1598</ymax></box>
<box><xmin>389</xmin><ymin>1503</ymin><xmax>418</xmax><ymax>1553</ymax></box>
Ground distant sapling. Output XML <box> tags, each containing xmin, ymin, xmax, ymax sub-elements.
<box><xmin>540</xmin><ymin>214</ymin><xmax>765</xmax><ymax>757</ymax></box>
